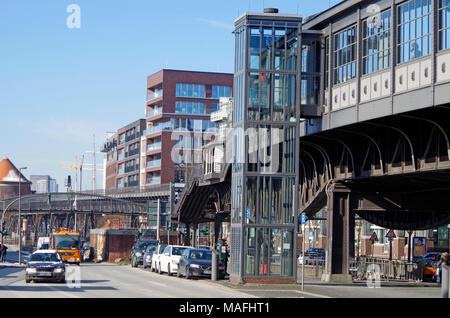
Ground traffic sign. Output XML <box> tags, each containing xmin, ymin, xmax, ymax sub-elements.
<box><xmin>385</xmin><ymin>229</ymin><xmax>396</xmax><ymax>241</ymax></box>
<box><xmin>301</xmin><ymin>213</ymin><xmax>306</xmax><ymax>225</ymax></box>
<box><xmin>369</xmin><ymin>231</ymin><xmax>379</xmax><ymax>242</ymax></box>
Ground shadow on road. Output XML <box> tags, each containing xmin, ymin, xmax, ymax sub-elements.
<box><xmin>0</xmin><ymin>285</ymin><xmax>118</xmax><ymax>292</ymax></box>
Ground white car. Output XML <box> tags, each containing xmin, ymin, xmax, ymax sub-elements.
<box><xmin>150</xmin><ymin>244</ymin><xmax>167</xmax><ymax>272</ymax></box>
<box><xmin>158</xmin><ymin>245</ymin><xmax>191</xmax><ymax>276</ymax></box>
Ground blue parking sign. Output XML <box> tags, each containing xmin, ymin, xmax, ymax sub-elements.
<box><xmin>301</xmin><ymin>213</ymin><xmax>306</xmax><ymax>225</ymax></box>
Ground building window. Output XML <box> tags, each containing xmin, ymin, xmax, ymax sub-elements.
<box><xmin>334</xmin><ymin>26</ymin><xmax>357</xmax><ymax>84</ymax></box>
<box><xmin>175</xmin><ymin>83</ymin><xmax>206</xmax><ymax>98</ymax></box>
<box><xmin>439</xmin><ymin>0</ymin><xmax>450</xmax><ymax>50</ymax></box>
<box><xmin>362</xmin><ymin>9</ymin><xmax>391</xmax><ymax>75</ymax></box>
<box><xmin>211</xmin><ymin>85</ymin><xmax>232</xmax><ymax>98</ymax></box>
<box><xmin>398</xmin><ymin>0</ymin><xmax>431</xmax><ymax>64</ymax></box>
<box><xmin>175</xmin><ymin>101</ymin><xmax>205</xmax><ymax>115</ymax></box>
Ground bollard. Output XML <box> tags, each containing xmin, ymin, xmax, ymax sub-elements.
<box><xmin>211</xmin><ymin>249</ymin><xmax>218</xmax><ymax>281</ymax></box>
<box><xmin>315</xmin><ymin>259</ymin><xmax>319</xmax><ymax>278</ymax></box>
<box><xmin>441</xmin><ymin>265</ymin><xmax>449</xmax><ymax>298</ymax></box>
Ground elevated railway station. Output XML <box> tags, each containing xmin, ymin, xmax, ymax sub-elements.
<box><xmin>175</xmin><ymin>1</ymin><xmax>450</xmax><ymax>284</ymax></box>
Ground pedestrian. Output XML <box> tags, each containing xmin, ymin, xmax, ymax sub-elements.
<box><xmin>1</xmin><ymin>244</ymin><xmax>7</xmax><ymax>262</ymax></box>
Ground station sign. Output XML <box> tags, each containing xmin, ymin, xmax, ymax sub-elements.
<box><xmin>301</xmin><ymin>213</ymin><xmax>306</xmax><ymax>225</ymax></box>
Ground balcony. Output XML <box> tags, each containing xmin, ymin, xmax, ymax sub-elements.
<box><xmin>126</xmin><ymin>148</ymin><xmax>139</xmax><ymax>157</ymax></box>
<box><xmin>146</xmin><ymin>106</ymin><xmax>163</xmax><ymax>118</ymax></box>
<box><xmin>147</xmin><ymin>159</ymin><xmax>161</xmax><ymax>169</ymax></box>
<box><xmin>146</xmin><ymin>177</ymin><xmax>161</xmax><ymax>185</ymax></box>
<box><xmin>147</xmin><ymin>89</ymin><xmax>163</xmax><ymax>103</ymax></box>
<box><xmin>147</xmin><ymin>142</ymin><xmax>162</xmax><ymax>152</ymax></box>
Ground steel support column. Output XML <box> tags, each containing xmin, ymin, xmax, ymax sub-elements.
<box><xmin>323</xmin><ymin>183</ymin><xmax>355</xmax><ymax>282</ymax></box>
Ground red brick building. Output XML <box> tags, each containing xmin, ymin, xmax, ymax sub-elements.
<box><xmin>143</xmin><ymin>69</ymin><xmax>233</xmax><ymax>185</ymax></box>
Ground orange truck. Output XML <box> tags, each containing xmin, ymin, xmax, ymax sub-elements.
<box><xmin>51</xmin><ymin>228</ymin><xmax>81</xmax><ymax>265</ymax></box>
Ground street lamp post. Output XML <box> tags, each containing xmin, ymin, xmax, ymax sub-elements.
<box><xmin>18</xmin><ymin>166</ymin><xmax>27</xmax><ymax>265</ymax></box>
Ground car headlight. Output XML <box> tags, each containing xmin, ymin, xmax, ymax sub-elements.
<box><xmin>54</xmin><ymin>268</ymin><xmax>64</xmax><ymax>273</ymax></box>
<box><xmin>145</xmin><ymin>255</ymin><xmax>151</xmax><ymax>260</ymax></box>
<box><xmin>26</xmin><ymin>268</ymin><xmax>36</xmax><ymax>274</ymax></box>
<box><xmin>135</xmin><ymin>252</ymin><xmax>142</xmax><ymax>257</ymax></box>
<box><xmin>190</xmin><ymin>264</ymin><xmax>200</xmax><ymax>268</ymax></box>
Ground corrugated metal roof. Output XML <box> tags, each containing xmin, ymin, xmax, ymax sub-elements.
<box><xmin>0</xmin><ymin>157</ymin><xmax>30</xmax><ymax>183</ymax></box>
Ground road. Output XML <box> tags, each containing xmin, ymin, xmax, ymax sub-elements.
<box><xmin>0</xmin><ymin>261</ymin><xmax>442</xmax><ymax>298</ymax></box>
<box><xmin>0</xmin><ymin>263</ymin><xmax>256</xmax><ymax>298</ymax></box>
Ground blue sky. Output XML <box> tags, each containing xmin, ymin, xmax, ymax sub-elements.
<box><xmin>0</xmin><ymin>0</ymin><xmax>342</xmax><ymax>191</ymax></box>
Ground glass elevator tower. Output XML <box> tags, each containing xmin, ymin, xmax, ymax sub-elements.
<box><xmin>230</xmin><ymin>9</ymin><xmax>303</xmax><ymax>283</ymax></box>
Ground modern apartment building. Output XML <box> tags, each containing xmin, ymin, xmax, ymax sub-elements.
<box><xmin>101</xmin><ymin>119</ymin><xmax>146</xmax><ymax>189</ymax></box>
<box><xmin>142</xmin><ymin>69</ymin><xmax>233</xmax><ymax>186</ymax></box>
<box><xmin>30</xmin><ymin>175</ymin><xmax>58</xmax><ymax>193</ymax></box>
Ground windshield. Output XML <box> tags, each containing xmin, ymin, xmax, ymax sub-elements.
<box><xmin>146</xmin><ymin>246</ymin><xmax>157</xmax><ymax>253</ymax></box>
<box><xmin>159</xmin><ymin>245</ymin><xmax>167</xmax><ymax>253</ymax></box>
<box><xmin>173</xmin><ymin>247</ymin><xmax>188</xmax><ymax>256</ymax></box>
<box><xmin>30</xmin><ymin>253</ymin><xmax>61</xmax><ymax>262</ymax></box>
<box><xmin>136</xmin><ymin>242</ymin><xmax>149</xmax><ymax>249</ymax></box>
<box><xmin>190</xmin><ymin>250</ymin><xmax>212</xmax><ymax>260</ymax></box>
<box><xmin>54</xmin><ymin>235</ymin><xmax>80</xmax><ymax>250</ymax></box>
<box><xmin>136</xmin><ymin>240</ymin><xmax>157</xmax><ymax>249</ymax></box>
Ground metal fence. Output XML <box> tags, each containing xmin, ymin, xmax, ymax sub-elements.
<box><xmin>351</xmin><ymin>257</ymin><xmax>424</xmax><ymax>282</ymax></box>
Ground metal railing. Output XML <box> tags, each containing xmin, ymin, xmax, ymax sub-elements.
<box><xmin>350</xmin><ymin>257</ymin><xmax>424</xmax><ymax>282</ymax></box>
<box><xmin>147</xmin><ymin>89</ymin><xmax>163</xmax><ymax>102</ymax></box>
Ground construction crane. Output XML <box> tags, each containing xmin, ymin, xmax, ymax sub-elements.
<box><xmin>58</xmin><ymin>155</ymin><xmax>84</xmax><ymax>192</ymax></box>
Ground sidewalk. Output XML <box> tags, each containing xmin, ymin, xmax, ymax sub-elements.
<box><xmin>0</xmin><ymin>245</ymin><xmax>32</xmax><ymax>268</ymax></box>
<box><xmin>208</xmin><ymin>276</ymin><xmax>439</xmax><ymax>290</ymax></box>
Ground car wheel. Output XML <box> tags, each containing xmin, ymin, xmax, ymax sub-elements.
<box><xmin>25</xmin><ymin>278</ymin><xmax>30</xmax><ymax>284</ymax></box>
<box><xmin>167</xmin><ymin>264</ymin><xmax>172</xmax><ymax>276</ymax></box>
<box><xmin>158</xmin><ymin>263</ymin><xmax>163</xmax><ymax>275</ymax></box>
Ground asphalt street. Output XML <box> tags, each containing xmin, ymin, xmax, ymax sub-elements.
<box><xmin>0</xmin><ymin>260</ymin><xmax>442</xmax><ymax>298</ymax></box>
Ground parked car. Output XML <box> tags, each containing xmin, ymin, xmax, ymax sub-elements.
<box><xmin>150</xmin><ymin>244</ymin><xmax>168</xmax><ymax>272</ymax></box>
<box><xmin>177</xmin><ymin>248</ymin><xmax>225</xmax><ymax>279</ymax></box>
<box><xmin>143</xmin><ymin>245</ymin><xmax>158</xmax><ymax>269</ymax></box>
<box><xmin>131</xmin><ymin>239</ymin><xmax>159</xmax><ymax>268</ymax></box>
<box><xmin>297</xmin><ymin>248</ymin><xmax>325</xmax><ymax>265</ymax></box>
<box><xmin>25</xmin><ymin>250</ymin><xmax>65</xmax><ymax>283</ymax></box>
<box><xmin>158</xmin><ymin>245</ymin><xmax>191</xmax><ymax>276</ymax></box>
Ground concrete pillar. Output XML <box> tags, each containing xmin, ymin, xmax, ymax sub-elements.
<box><xmin>185</xmin><ymin>223</ymin><xmax>191</xmax><ymax>246</ymax></box>
<box><xmin>322</xmin><ymin>183</ymin><xmax>355</xmax><ymax>282</ymax></box>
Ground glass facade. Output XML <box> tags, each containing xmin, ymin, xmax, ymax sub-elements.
<box><xmin>397</xmin><ymin>0</ymin><xmax>431</xmax><ymax>64</ymax></box>
<box><xmin>244</xmin><ymin>228</ymin><xmax>293</xmax><ymax>276</ymax></box>
<box><xmin>249</xmin><ymin>26</ymin><xmax>298</xmax><ymax>71</ymax></box>
<box><xmin>232</xmin><ymin>14</ymin><xmax>300</xmax><ymax>281</ymax></box>
<box><xmin>439</xmin><ymin>0</ymin><xmax>450</xmax><ymax>50</ymax></box>
<box><xmin>212</xmin><ymin>85</ymin><xmax>232</xmax><ymax>98</ymax></box>
<box><xmin>362</xmin><ymin>9</ymin><xmax>392</xmax><ymax>74</ymax></box>
<box><xmin>175</xmin><ymin>83</ymin><xmax>206</xmax><ymax>98</ymax></box>
<box><xmin>175</xmin><ymin>101</ymin><xmax>205</xmax><ymax>115</ymax></box>
<box><xmin>334</xmin><ymin>25</ymin><xmax>357</xmax><ymax>84</ymax></box>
